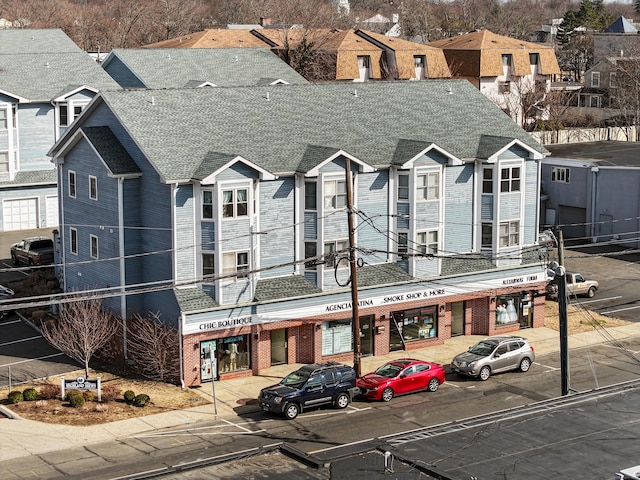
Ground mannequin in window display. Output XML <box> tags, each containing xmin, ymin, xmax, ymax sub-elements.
<box><xmin>507</xmin><ymin>298</ymin><xmax>518</xmax><ymax>323</ymax></box>
<box><xmin>227</xmin><ymin>342</ymin><xmax>239</xmax><ymax>371</ymax></box>
<box><xmin>496</xmin><ymin>303</ymin><xmax>508</xmax><ymax>324</ymax></box>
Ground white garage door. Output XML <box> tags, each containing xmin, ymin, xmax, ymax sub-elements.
<box><xmin>45</xmin><ymin>195</ymin><xmax>58</xmax><ymax>227</ymax></box>
<box><xmin>3</xmin><ymin>198</ymin><xmax>38</xmax><ymax>231</ymax></box>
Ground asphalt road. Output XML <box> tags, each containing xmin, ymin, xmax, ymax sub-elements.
<box><xmin>556</xmin><ymin>245</ymin><xmax>640</xmax><ymax>323</ymax></box>
<box><xmin>2</xmin><ymin>338</ymin><xmax>639</xmax><ymax>480</ymax></box>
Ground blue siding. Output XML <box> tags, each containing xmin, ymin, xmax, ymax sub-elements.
<box><xmin>217</xmin><ymin>163</ymin><xmax>256</xmax><ymax>181</ymax></box>
<box><xmin>443</xmin><ymin>164</ymin><xmax>473</xmax><ymax>252</ymax></box>
<box><xmin>220</xmin><ymin>218</ymin><xmax>251</xmax><ymax>250</ymax></box>
<box><xmin>499</xmin><ymin>192</ymin><xmax>521</xmax><ymax>220</ymax></box>
<box><xmin>259</xmin><ymin>178</ymin><xmax>295</xmax><ymax>277</ymax></box>
<box><xmin>357</xmin><ymin>171</ymin><xmax>389</xmax><ymax>264</ymax></box>
<box><xmin>175</xmin><ymin>184</ymin><xmax>196</xmax><ymax>283</ymax></box>
<box><xmin>103</xmin><ymin>57</ymin><xmax>146</xmax><ymax>88</ymax></box>
<box><xmin>221</xmin><ymin>279</ymin><xmax>252</xmax><ymax>304</ymax></box>
<box><xmin>17</xmin><ymin>104</ymin><xmax>56</xmax><ymax>171</ymax></box>
<box><xmin>304</xmin><ymin>211</ymin><xmax>317</xmax><ymax>238</ymax></box>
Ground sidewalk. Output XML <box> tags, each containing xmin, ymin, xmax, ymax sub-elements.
<box><xmin>1</xmin><ymin>324</ymin><xmax>638</xmax><ymax>463</ymax></box>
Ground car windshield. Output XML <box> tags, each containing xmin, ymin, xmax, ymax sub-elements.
<box><xmin>469</xmin><ymin>341</ymin><xmax>497</xmax><ymax>356</ymax></box>
<box><xmin>374</xmin><ymin>363</ymin><xmax>402</xmax><ymax>378</ymax></box>
<box><xmin>280</xmin><ymin>370</ymin><xmax>310</xmax><ymax>389</ymax></box>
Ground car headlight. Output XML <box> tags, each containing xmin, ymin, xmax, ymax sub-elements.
<box><xmin>273</xmin><ymin>396</ymin><xmax>282</xmax><ymax>404</ymax></box>
<box><xmin>467</xmin><ymin>362</ymin><xmax>475</xmax><ymax>369</ymax></box>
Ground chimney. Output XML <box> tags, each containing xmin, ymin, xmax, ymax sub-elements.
<box><xmin>260</xmin><ymin>17</ymin><xmax>272</xmax><ymax>27</ymax></box>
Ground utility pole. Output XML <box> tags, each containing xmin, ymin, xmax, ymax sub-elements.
<box><xmin>553</xmin><ymin>229</ymin><xmax>569</xmax><ymax>396</ymax></box>
<box><xmin>345</xmin><ymin>158</ymin><xmax>361</xmax><ymax>377</ymax></box>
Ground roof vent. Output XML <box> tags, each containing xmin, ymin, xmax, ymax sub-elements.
<box><xmin>353</xmin><ymin>89</ymin><xmax>358</xmax><ymax>97</ymax></box>
<box><xmin>45</xmin><ymin>62</ymin><xmax>50</xmax><ymax>68</ymax></box>
<box><xmin>448</xmin><ymin>86</ymin><xmax>453</xmax><ymax>94</ymax></box>
<box><xmin>150</xmin><ymin>96</ymin><xmax>155</xmax><ymax>106</ymax></box>
<box><xmin>266</xmin><ymin>92</ymin><xmax>270</xmax><ymax>101</ymax></box>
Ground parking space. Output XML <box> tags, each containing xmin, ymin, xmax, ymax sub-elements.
<box><xmin>0</xmin><ymin>313</ymin><xmax>79</xmax><ymax>388</ymax></box>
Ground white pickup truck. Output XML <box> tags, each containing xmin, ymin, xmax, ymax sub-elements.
<box><xmin>546</xmin><ymin>272</ymin><xmax>599</xmax><ymax>300</ymax></box>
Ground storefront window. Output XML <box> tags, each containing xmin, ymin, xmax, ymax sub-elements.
<box><xmin>389</xmin><ymin>306</ymin><xmax>438</xmax><ymax>351</ymax></box>
<box><xmin>496</xmin><ymin>295</ymin><xmax>520</xmax><ymax>325</ymax></box>
<box><xmin>322</xmin><ymin>319</ymin><xmax>352</xmax><ymax>356</ymax></box>
<box><xmin>215</xmin><ymin>335</ymin><xmax>250</xmax><ymax>373</ymax></box>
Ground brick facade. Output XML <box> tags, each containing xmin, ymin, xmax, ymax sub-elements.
<box><xmin>182</xmin><ymin>281</ymin><xmax>547</xmax><ymax>387</ymax></box>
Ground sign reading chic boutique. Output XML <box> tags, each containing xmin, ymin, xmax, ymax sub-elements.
<box><xmin>183</xmin><ymin>272</ymin><xmax>546</xmax><ymax>335</ymax></box>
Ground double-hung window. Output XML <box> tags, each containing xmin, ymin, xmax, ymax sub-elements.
<box><xmin>69</xmin><ymin>171</ymin><xmax>76</xmax><ymax>198</ymax></box>
<box><xmin>305</xmin><ymin>181</ymin><xmax>317</xmax><ymax>210</ymax></box>
<box><xmin>0</xmin><ymin>152</ymin><xmax>8</xmax><ymax>174</ymax></box>
<box><xmin>70</xmin><ymin>228</ymin><xmax>78</xmax><ymax>254</ymax></box>
<box><xmin>202</xmin><ymin>190</ymin><xmax>213</xmax><ymax>219</ymax></box>
<box><xmin>324</xmin><ymin>180</ymin><xmax>347</xmax><ymax>209</ymax></box>
<box><xmin>500</xmin><ymin>167</ymin><xmax>520</xmax><ymax>193</ymax></box>
<box><xmin>482</xmin><ymin>222</ymin><xmax>493</xmax><ymax>248</ymax></box>
<box><xmin>223</xmin><ymin>251</ymin><xmax>249</xmax><ymax>278</ymax></box>
<box><xmin>482</xmin><ymin>168</ymin><xmax>493</xmax><ymax>194</ymax></box>
<box><xmin>89</xmin><ymin>176</ymin><xmax>98</xmax><ymax>200</ymax></box>
<box><xmin>398</xmin><ymin>173</ymin><xmax>409</xmax><ymax>201</ymax></box>
<box><xmin>305</xmin><ymin>241</ymin><xmax>317</xmax><ymax>270</ymax></box>
<box><xmin>416</xmin><ymin>172</ymin><xmax>439</xmax><ymax>201</ymax></box>
<box><xmin>324</xmin><ymin>240</ymin><xmax>348</xmax><ymax>268</ymax></box>
<box><xmin>417</xmin><ymin>231</ymin><xmax>438</xmax><ymax>255</ymax></box>
<box><xmin>59</xmin><ymin>101</ymin><xmax>87</xmax><ymax>127</ymax></box>
<box><xmin>499</xmin><ymin>221</ymin><xmax>519</xmax><ymax>247</ymax></box>
<box><xmin>90</xmin><ymin>234</ymin><xmax>98</xmax><ymax>259</ymax></box>
<box><xmin>397</xmin><ymin>232</ymin><xmax>408</xmax><ymax>255</ymax></box>
<box><xmin>222</xmin><ymin>188</ymin><xmax>248</xmax><ymax>218</ymax></box>
<box><xmin>0</xmin><ymin>108</ymin><xmax>7</xmax><ymax>129</ymax></box>
<box><xmin>202</xmin><ymin>253</ymin><xmax>215</xmax><ymax>281</ymax></box>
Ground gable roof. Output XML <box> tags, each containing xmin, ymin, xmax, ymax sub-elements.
<box><xmin>0</xmin><ymin>52</ymin><xmax>120</xmax><ymax>102</ymax></box>
<box><xmin>605</xmin><ymin>16</ymin><xmax>638</xmax><ymax>33</ymax></box>
<box><xmin>0</xmin><ymin>28</ymin><xmax>82</xmax><ymax>54</ymax></box>
<box><xmin>143</xmin><ymin>29</ymin><xmax>271</xmax><ymax>48</ymax></box>
<box><xmin>51</xmin><ymin>80</ymin><xmax>547</xmax><ymax>184</ymax></box>
<box><xmin>428</xmin><ymin>30</ymin><xmax>560</xmax><ymax>77</ymax></box>
<box><xmin>102</xmin><ymin>48</ymin><xmax>308</xmax><ymax>88</ymax></box>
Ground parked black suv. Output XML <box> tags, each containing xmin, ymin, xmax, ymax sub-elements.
<box><xmin>259</xmin><ymin>362</ymin><xmax>358</xmax><ymax>419</ymax></box>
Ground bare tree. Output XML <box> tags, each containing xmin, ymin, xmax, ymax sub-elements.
<box><xmin>41</xmin><ymin>297</ymin><xmax>118</xmax><ymax>377</ymax></box>
<box><xmin>127</xmin><ymin>312</ymin><xmax>180</xmax><ymax>383</ymax></box>
<box><xmin>611</xmin><ymin>54</ymin><xmax>640</xmax><ymax>141</ymax></box>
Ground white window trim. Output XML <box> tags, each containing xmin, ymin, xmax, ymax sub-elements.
<box><xmin>417</xmin><ymin>230</ymin><xmax>438</xmax><ymax>255</ymax></box>
<box><xmin>89</xmin><ymin>175</ymin><xmax>98</xmax><ymax>200</ymax></box>
<box><xmin>202</xmin><ymin>252</ymin><xmax>215</xmax><ymax>282</ymax></box>
<box><xmin>0</xmin><ymin>106</ymin><xmax>8</xmax><ymax>130</ymax></box>
<box><xmin>58</xmin><ymin>99</ymin><xmax>90</xmax><ymax>128</ymax></box>
<box><xmin>323</xmin><ymin>239</ymin><xmax>349</xmax><ymax>268</ymax></box>
<box><xmin>69</xmin><ymin>227</ymin><xmax>78</xmax><ymax>255</ymax></box>
<box><xmin>551</xmin><ymin>166</ymin><xmax>570</xmax><ymax>183</ymax></box>
<box><xmin>415</xmin><ymin>169</ymin><xmax>440</xmax><ymax>202</ymax></box>
<box><xmin>221</xmin><ymin>186</ymin><xmax>249</xmax><ymax>219</ymax></box>
<box><xmin>499</xmin><ymin>220</ymin><xmax>520</xmax><ymax>247</ymax></box>
<box><xmin>69</xmin><ymin>170</ymin><xmax>76</xmax><ymax>198</ymax></box>
<box><xmin>323</xmin><ymin>178</ymin><xmax>347</xmax><ymax>210</ymax></box>
<box><xmin>90</xmin><ymin>234</ymin><xmax>98</xmax><ymax>259</ymax></box>
<box><xmin>591</xmin><ymin>71</ymin><xmax>600</xmax><ymax>88</ymax></box>
<box><xmin>201</xmin><ymin>188</ymin><xmax>214</xmax><ymax>220</ymax></box>
<box><xmin>222</xmin><ymin>251</ymin><xmax>249</xmax><ymax>280</ymax></box>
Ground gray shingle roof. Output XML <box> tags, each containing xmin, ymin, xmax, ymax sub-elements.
<box><xmin>0</xmin><ymin>29</ymin><xmax>81</xmax><ymax>54</ymax></box>
<box><xmin>68</xmin><ymin>80</ymin><xmax>547</xmax><ymax>183</ymax></box>
<box><xmin>174</xmin><ymin>287</ymin><xmax>219</xmax><ymax>312</ymax></box>
<box><xmin>254</xmin><ymin>275</ymin><xmax>322</xmax><ymax>301</ymax></box>
<box><xmin>82</xmin><ymin>127</ymin><xmax>141</xmax><ymax>176</ymax></box>
<box><xmin>0</xmin><ymin>52</ymin><xmax>120</xmax><ymax>101</ymax></box>
<box><xmin>357</xmin><ymin>263</ymin><xmax>416</xmax><ymax>287</ymax></box>
<box><xmin>103</xmin><ymin>48</ymin><xmax>309</xmax><ymax>88</ymax></box>
<box><xmin>0</xmin><ymin>169</ymin><xmax>56</xmax><ymax>186</ymax></box>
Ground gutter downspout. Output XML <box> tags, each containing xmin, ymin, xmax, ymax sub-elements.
<box><xmin>118</xmin><ymin>177</ymin><xmax>127</xmax><ymax>359</ymax></box>
<box><xmin>590</xmin><ymin>167</ymin><xmax>599</xmax><ymax>243</ymax></box>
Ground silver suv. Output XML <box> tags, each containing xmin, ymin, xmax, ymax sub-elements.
<box><xmin>451</xmin><ymin>336</ymin><xmax>535</xmax><ymax>381</ymax></box>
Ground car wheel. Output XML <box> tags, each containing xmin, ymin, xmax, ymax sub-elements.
<box><xmin>587</xmin><ymin>287</ymin><xmax>596</xmax><ymax>298</ymax></box>
<box><xmin>381</xmin><ymin>387</ymin><xmax>394</xmax><ymax>402</ymax></box>
<box><xmin>11</xmin><ymin>254</ymin><xmax>18</xmax><ymax>266</ymax></box>
<box><xmin>427</xmin><ymin>378</ymin><xmax>440</xmax><ymax>392</ymax></box>
<box><xmin>519</xmin><ymin>357</ymin><xmax>532</xmax><ymax>372</ymax></box>
<box><xmin>479</xmin><ymin>366</ymin><xmax>491</xmax><ymax>381</ymax></box>
<box><xmin>283</xmin><ymin>402</ymin><xmax>300</xmax><ymax>420</ymax></box>
<box><xmin>335</xmin><ymin>392</ymin><xmax>350</xmax><ymax>409</ymax></box>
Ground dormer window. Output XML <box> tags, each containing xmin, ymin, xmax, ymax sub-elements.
<box><xmin>222</xmin><ymin>188</ymin><xmax>248</xmax><ymax>218</ymax></box>
<box><xmin>59</xmin><ymin>101</ymin><xmax>88</xmax><ymax>127</ymax></box>
<box><xmin>324</xmin><ymin>179</ymin><xmax>347</xmax><ymax>209</ymax></box>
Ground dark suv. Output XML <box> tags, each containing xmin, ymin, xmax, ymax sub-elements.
<box><xmin>259</xmin><ymin>362</ymin><xmax>358</xmax><ymax>419</ymax></box>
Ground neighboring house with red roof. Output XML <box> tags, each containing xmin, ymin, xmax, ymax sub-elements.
<box><xmin>429</xmin><ymin>30</ymin><xmax>560</xmax><ymax>127</ymax></box>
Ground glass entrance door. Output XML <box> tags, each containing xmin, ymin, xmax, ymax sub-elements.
<box><xmin>270</xmin><ymin>328</ymin><xmax>287</xmax><ymax>365</ymax></box>
<box><xmin>360</xmin><ymin>315</ymin><xmax>374</xmax><ymax>356</ymax></box>
<box><xmin>451</xmin><ymin>301</ymin><xmax>464</xmax><ymax>336</ymax></box>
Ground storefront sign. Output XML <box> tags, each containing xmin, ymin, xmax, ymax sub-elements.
<box><xmin>183</xmin><ymin>271</ymin><xmax>546</xmax><ymax>335</ymax></box>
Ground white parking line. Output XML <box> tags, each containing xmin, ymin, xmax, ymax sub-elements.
<box><xmin>600</xmin><ymin>304</ymin><xmax>640</xmax><ymax>315</ymax></box>
<box><xmin>135</xmin><ymin>419</ymin><xmax>268</xmax><ymax>438</ymax></box>
<box><xmin>0</xmin><ymin>352</ymin><xmax>67</xmax><ymax>367</ymax></box>
<box><xmin>534</xmin><ymin>362</ymin><xmax>559</xmax><ymax>372</ymax></box>
<box><xmin>0</xmin><ymin>335</ymin><xmax>42</xmax><ymax>347</ymax></box>
<box><xmin>571</xmin><ymin>295</ymin><xmax>622</xmax><ymax>305</ymax></box>
<box><xmin>0</xmin><ymin>319</ymin><xmax>23</xmax><ymax>326</ymax></box>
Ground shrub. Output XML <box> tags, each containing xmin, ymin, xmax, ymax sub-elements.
<box><xmin>82</xmin><ymin>390</ymin><xmax>96</xmax><ymax>402</ymax></box>
<box><xmin>65</xmin><ymin>390</ymin><xmax>82</xmax><ymax>402</ymax></box>
<box><xmin>68</xmin><ymin>393</ymin><xmax>85</xmax><ymax>408</ymax></box>
<box><xmin>39</xmin><ymin>383</ymin><xmax>61</xmax><ymax>400</ymax></box>
<box><xmin>22</xmin><ymin>388</ymin><xmax>38</xmax><ymax>401</ymax></box>
<box><xmin>101</xmin><ymin>384</ymin><xmax>121</xmax><ymax>402</ymax></box>
<box><xmin>133</xmin><ymin>393</ymin><xmax>150</xmax><ymax>407</ymax></box>
<box><xmin>7</xmin><ymin>391</ymin><xmax>23</xmax><ymax>404</ymax></box>
<box><xmin>123</xmin><ymin>390</ymin><xmax>136</xmax><ymax>404</ymax></box>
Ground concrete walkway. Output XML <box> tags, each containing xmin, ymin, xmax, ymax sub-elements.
<box><xmin>1</xmin><ymin>324</ymin><xmax>638</xmax><ymax>463</ymax></box>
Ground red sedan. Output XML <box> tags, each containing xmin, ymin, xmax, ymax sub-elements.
<box><xmin>357</xmin><ymin>358</ymin><xmax>445</xmax><ymax>402</ymax></box>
